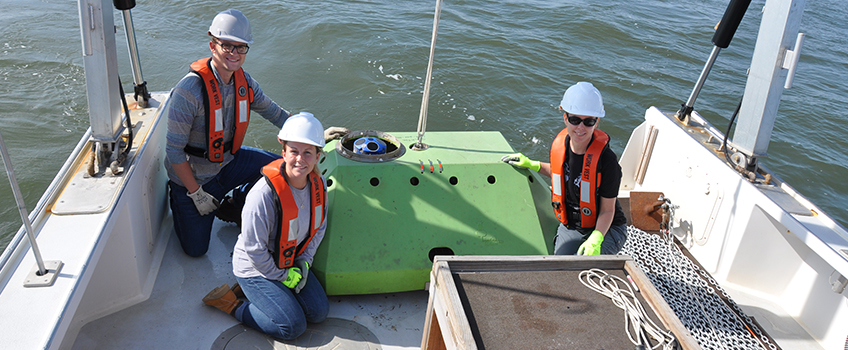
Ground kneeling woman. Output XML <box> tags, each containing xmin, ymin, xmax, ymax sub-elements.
<box><xmin>203</xmin><ymin>112</ymin><xmax>329</xmax><ymax>340</ymax></box>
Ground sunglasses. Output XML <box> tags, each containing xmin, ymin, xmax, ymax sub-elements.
<box><xmin>566</xmin><ymin>114</ymin><xmax>598</xmax><ymax>127</ymax></box>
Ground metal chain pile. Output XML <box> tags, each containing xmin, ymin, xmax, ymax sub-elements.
<box><xmin>620</xmin><ymin>226</ymin><xmax>778</xmax><ymax>350</ymax></box>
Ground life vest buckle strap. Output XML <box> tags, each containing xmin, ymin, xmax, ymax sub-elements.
<box><xmin>282</xmin><ymin>246</ymin><xmax>295</xmax><ymax>258</ymax></box>
<box><xmin>184</xmin><ymin>141</ymin><xmax>234</xmax><ymax>158</ymax></box>
<box><xmin>570</xmin><ymin>209</ymin><xmax>582</xmax><ymax>225</ymax></box>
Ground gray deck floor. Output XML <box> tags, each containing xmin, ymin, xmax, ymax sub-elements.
<box><xmin>73</xmin><ymin>220</ymin><xmax>428</xmax><ymax>350</ymax></box>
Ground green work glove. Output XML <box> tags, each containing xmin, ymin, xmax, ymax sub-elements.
<box><xmin>577</xmin><ymin>230</ymin><xmax>604</xmax><ymax>256</ymax></box>
<box><xmin>500</xmin><ymin>153</ymin><xmax>541</xmax><ymax>172</ymax></box>
<box><xmin>294</xmin><ymin>260</ymin><xmax>309</xmax><ymax>293</ymax></box>
<box><xmin>281</xmin><ymin>267</ymin><xmax>303</xmax><ymax>289</ymax></box>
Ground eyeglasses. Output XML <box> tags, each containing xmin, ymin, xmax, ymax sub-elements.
<box><xmin>566</xmin><ymin>114</ymin><xmax>598</xmax><ymax>127</ymax></box>
<box><xmin>214</xmin><ymin>39</ymin><xmax>249</xmax><ymax>54</ymax></box>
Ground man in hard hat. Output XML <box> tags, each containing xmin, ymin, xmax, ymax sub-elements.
<box><xmin>202</xmin><ymin>112</ymin><xmax>329</xmax><ymax>339</ymax></box>
<box><xmin>164</xmin><ymin>9</ymin><xmax>347</xmax><ymax>257</ymax></box>
<box><xmin>502</xmin><ymin>82</ymin><xmax>627</xmax><ymax>255</ymax></box>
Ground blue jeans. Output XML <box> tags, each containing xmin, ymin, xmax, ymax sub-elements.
<box><xmin>553</xmin><ymin>223</ymin><xmax>627</xmax><ymax>255</ymax></box>
<box><xmin>235</xmin><ymin>271</ymin><xmax>329</xmax><ymax>340</ymax></box>
<box><xmin>169</xmin><ymin>146</ymin><xmax>280</xmax><ymax>257</ymax></box>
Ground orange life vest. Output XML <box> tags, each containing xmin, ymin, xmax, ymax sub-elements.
<box><xmin>188</xmin><ymin>57</ymin><xmax>254</xmax><ymax>162</ymax></box>
<box><xmin>550</xmin><ymin>128</ymin><xmax>610</xmax><ymax>228</ymax></box>
<box><xmin>262</xmin><ymin>159</ymin><xmax>326</xmax><ymax>269</ymax></box>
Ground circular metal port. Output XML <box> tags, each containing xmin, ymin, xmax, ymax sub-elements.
<box><xmin>335</xmin><ymin>130</ymin><xmax>405</xmax><ymax>163</ymax></box>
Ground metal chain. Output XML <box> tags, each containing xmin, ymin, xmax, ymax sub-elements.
<box><xmin>620</xmin><ymin>226</ymin><xmax>777</xmax><ymax>350</ymax></box>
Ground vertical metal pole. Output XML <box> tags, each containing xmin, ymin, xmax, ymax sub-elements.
<box><xmin>121</xmin><ymin>10</ymin><xmax>143</xmax><ymax>88</ymax></box>
<box><xmin>120</xmin><ymin>9</ymin><xmax>149</xmax><ymax>108</ymax></box>
<box><xmin>0</xmin><ymin>130</ymin><xmax>46</xmax><ymax>275</ymax></box>
<box><xmin>413</xmin><ymin>0</ymin><xmax>443</xmax><ymax>151</ymax></box>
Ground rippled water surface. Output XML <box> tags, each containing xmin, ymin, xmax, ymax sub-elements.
<box><xmin>2</xmin><ymin>0</ymin><xmax>847</xmax><ymax>250</ymax></box>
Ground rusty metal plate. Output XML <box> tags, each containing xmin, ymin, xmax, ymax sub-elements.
<box><xmin>629</xmin><ymin>191</ymin><xmax>664</xmax><ymax>232</ymax></box>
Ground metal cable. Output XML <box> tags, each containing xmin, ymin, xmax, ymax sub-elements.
<box><xmin>413</xmin><ymin>0</ymin><xmax>443</xmax><ymax>150</ymax></box>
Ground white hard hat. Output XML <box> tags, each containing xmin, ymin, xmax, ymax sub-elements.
<box><xmin>278</xmin><ymin>112</ymin><xmax>326</xmax><ymax>148</ymax></box>
<box><xmin>208</xmin><ymin>9</ymin><xmax>253</xmax><ymax>44</ymax></box>
<box><xmin>559</xmin><ymin>81</ymin><xmax>605</xmax><ymax>118</ymax></box>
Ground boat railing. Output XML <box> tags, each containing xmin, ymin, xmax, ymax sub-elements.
<box><xmin>0</xmin><ymin>129</ymin><xmax>91</xmax><ymax>273</ymax></box>
<box><xmin>1</xmin><ymin>0</ymin><xmax>151</xmax><ymax>282</ymax></box>
<box><xmin>0</xmin><ymin>129</ymin><xmax>56</xmax><ymax>284</ymax></box>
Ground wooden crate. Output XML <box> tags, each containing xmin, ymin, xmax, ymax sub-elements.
<box><xmin>421</xmin><ymin>255</ymin><xmax>699</xmax><ymax>350</ymax></box>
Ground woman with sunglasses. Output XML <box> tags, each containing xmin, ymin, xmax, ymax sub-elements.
<box><xmin>502</xmin><ymin>82</ymin><xmax>627</xmax><ymax>255</ymax></box>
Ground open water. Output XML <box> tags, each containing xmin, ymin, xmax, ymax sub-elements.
<box><xmin>1</xmin><ymin>0</ymin><xmax>847</xmax><ymax>251</ymax></box>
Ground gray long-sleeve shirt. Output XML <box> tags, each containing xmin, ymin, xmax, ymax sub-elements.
<box><xmin>232</xmin><ymin>176</ymin><xmax>327</xmax><ymax>281</ymax></box>
<box><xmin>164</xmin><ymin>63</ymin><xmax>289</xmax><ymax>187</ymax></box>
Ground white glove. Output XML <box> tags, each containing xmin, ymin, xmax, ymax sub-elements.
<box><xmin>324</xmin><ymin>126</ymin><xmax>350</xmax><ymax>142</ymax></box>
<box><xmin>186</xmin><ymin>185</ymin><xmax>219</xmax><ymax>216</ymax></box>
<box><xmin>294</xmin><ymin>260</ymin><xmax>309</xmax><ymax>293</ymax></box>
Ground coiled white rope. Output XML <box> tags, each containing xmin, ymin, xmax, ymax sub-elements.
<box><xmin>579</xmin><ymin>268</ymin><xmax>677</xmax><ymax>350</ymax></box>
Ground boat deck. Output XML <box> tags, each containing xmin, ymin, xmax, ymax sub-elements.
<box><xmin>72</xmin><ymin>198</ymin><xmax>831</xmax><ymax>350</ymax></box>
<box><xmin>723</xmin><ymin>283</ymin><xmax>826</xmax><ymax>350</ymax></box>
<box><xmin>73</xmin><ymin>219</ymin><xmax>428</xmax><ymax>350</ymax></box>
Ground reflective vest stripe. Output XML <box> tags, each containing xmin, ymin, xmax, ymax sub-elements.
<box><xmin>551</xmin><ymin>173</ymin><xmax>562</xmax><ymax>196</ymax></box>
<box><xmin>214</xmin><ymin>109</ymin><xmax>224</xmax><ymax>132</ymax></box>
<box><xmin>189</xmin><ymin>57</ymin><xmax>254</xmax><ymax>162</ymax></box>
<box><xmin>550</xmin><ymin>128</ymin><xmax>610</xmax><ymax>228</ymax></box>
<box><xmin>230</xmin><ymin>66</ymin><xmax>253</xmax><ymax>154</ymax></box>
<box><xmin>262</xmin><ymin>159</ymin><xmax>326</xmax><ymax>269</ymax></box>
